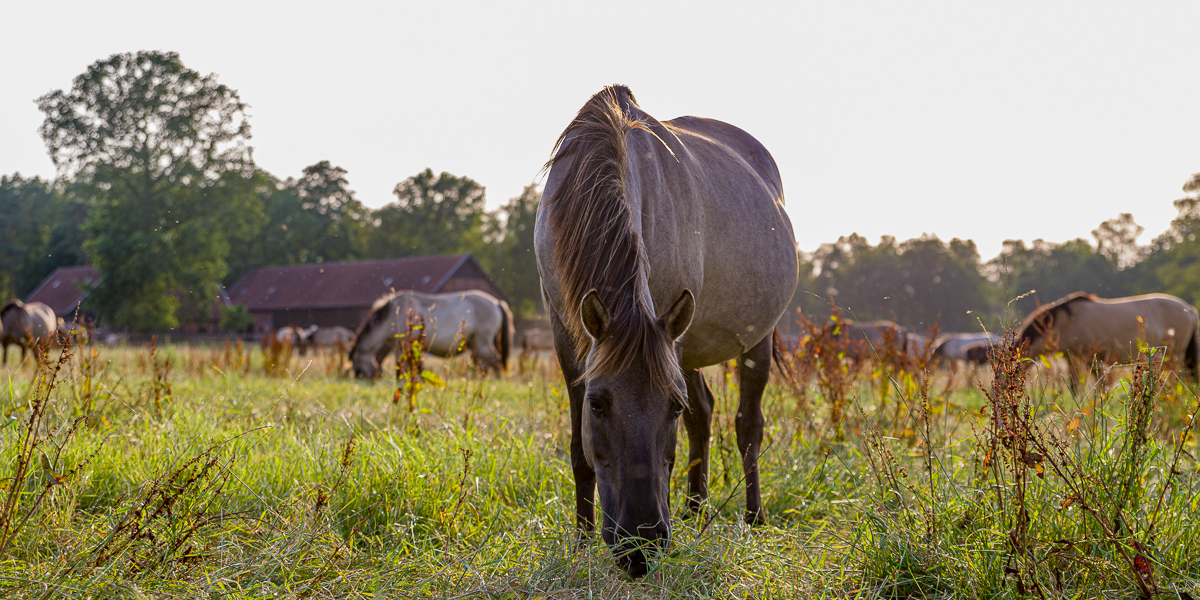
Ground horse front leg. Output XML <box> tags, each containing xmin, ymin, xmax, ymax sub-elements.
<box><xmin>550</xmin><ymin>313</ymin><xmax>594</xmax><ymax>533</ymax></box>
<box><xmin>736</xmin><ymin>334</ymin><xmax>772</xmax><ymax>526</ymax></box>
<box><xmin>682</xmin><ymin>369</ymin><xmax>714</xmax><ymax>516</ymax></box>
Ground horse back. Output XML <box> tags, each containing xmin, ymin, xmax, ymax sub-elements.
<box><xmin>1064</xmin><ymin>294</ymin><xmax>1196</xmax><ymax>356</ymax></box>
<box><xmin>665</xmin><ymin>116</ymin><xmax>783</xmax><ymax>199</ymax></box>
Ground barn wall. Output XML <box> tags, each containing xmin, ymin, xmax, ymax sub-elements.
<box><xmin>439</xmin><ymin>277</ymin><xmax>499</xmax><ymax>297</ymax></box>
<box><xmin>270</xmin><ymin>308</ymin><xmax>369</xmax><ymax>331</ymax></box>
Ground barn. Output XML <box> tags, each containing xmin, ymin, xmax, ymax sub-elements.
<box><xmin>24</xmin><ymin>265</ymin><xmax>99</xmax><ymax>318</ymax></box>
<box><xmin>229</xmin><ymin>254</ymin><xmax>507</xmax><ymax>332</ymax></box>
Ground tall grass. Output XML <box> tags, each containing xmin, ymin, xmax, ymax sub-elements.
<box><xmin>0</xmin><ymin>322</ymin><xmax>1196</xmax><ymax>598</ymax></box>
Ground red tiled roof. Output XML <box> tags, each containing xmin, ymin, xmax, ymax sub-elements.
<box><xmin>25</xmin><ymin>266</ymin><xmax>99</xmax><ymax>316</ymax></box>
<box><xmin>229</xmin><ymin>255</ymin><xmax>499</xmax><ymax>311</ymax></box>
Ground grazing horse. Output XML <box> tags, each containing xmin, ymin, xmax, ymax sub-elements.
<box><xmin>517</xmin><ymin>328</ymin><xmax>555</xmax><ymax>364</ymax></box>
<box><xmin>834</xmin><ymin>319</ymin><xmax>908</xmax><ymax>362</ymax></box>
<box><xmin>275</xmin><ymin>326</ymin><xmax>310</xmax><ymax>349</ymax></box>
<box><xmin>906</xmin><ymin>332</ymin><xmax>931</xmax><ymax>359</ymax></box>
<box><xmin>1016</xmin><ymin>292</ymin><xmax>1200</xmax><ymax>377</ymax></box>
<box><xmin>933</xmin><ymin>332</ymin><xmax>1002</xmax><ymax>365</ymax></box>
<box><xmin>535</xmin><ymin>86</ymin><xmax>797</xmax><ymax>577</ymax></box>
<box><xmin>307</xmin><ymin>325</ymin><xmax>354</xmax><ymax>353</ymax></box>
<box><xmin>1</xmin><ymin>300</ymin><xmax>58</xmax><ymax>364</ymax></box>
<box><xmin>349</xmin><ymin>290</ymin><xmax>512</xmax><ymax>378</ymax></box>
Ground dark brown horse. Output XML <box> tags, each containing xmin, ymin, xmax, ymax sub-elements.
<box><xmin>535</xmin><ymin>86</ymin><xmax>798</xmax><ymax>576</ymax></box>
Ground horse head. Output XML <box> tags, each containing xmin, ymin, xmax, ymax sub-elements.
<box><xmin>577</xmin><ymin>288</ymin><xmax>694</xmax><ymax>578</ymax></box>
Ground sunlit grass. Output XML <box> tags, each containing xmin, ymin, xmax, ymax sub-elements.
<box><xmin>0</xmin><ymin>340</ymin><xmax>1197</xmax><ymax>598</ymax></box>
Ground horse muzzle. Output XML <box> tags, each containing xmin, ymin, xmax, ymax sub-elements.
<box><xmin>603</xmin><ymin>509</ymin><xmax>671</xmax><ymax>578</ymax></box>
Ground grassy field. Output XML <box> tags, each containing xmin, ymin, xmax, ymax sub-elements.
<box><xmin>1</xmin><ymin>333</ymin><xmax>1199</xmax><ymax>599</ymax></box>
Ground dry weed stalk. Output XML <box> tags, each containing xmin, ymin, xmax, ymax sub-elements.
<box><xmin>0</xmin><ymin>337</ymin><xmax>105</xmax><ymax>557</ymax></box>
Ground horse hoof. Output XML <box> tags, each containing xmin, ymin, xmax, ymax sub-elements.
<box><xmin>744</xmin><ymin>509</ymin><xmax>766</xmax><ymax>527</ymax></box>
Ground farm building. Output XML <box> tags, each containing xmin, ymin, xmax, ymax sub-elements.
<box><xmin>229</xmin><ymin>254</ymin><xmax>507</xmax><ymax>332</ymax></box>
<box><xmin>24</xmin><ymin>265</ymin><xmax>99</xmax><ymax>318</ymax></box>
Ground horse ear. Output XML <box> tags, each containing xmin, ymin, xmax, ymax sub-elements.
<box><xmin>580</xmin><ymin>290</ymin><xmax>609</xmax><ymax>340</ymax></box>
<box><xmin>662</xmin><ymin>289</ymin><xmax>695</xmax><ymax>341</ymax></box>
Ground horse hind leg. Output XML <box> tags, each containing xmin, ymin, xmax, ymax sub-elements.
<box><xmin>682</xmin><ymin>369</ymin><xmax>715</xmax><ymax>517</ymax></box>
<box><xmin>736</xmin><ymin>334</ymin><xmax>772</xmax><ymax>526</ymax></box>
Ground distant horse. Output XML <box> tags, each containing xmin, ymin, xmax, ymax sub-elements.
<box><xmin>275</xmin><ymin>326</ymin><xmax>310</xmax><ymax>349</ymax></box>
<box><xmin>349</xmin><ymin>290</ymin><xmax>512</xmax><ymax>378</ymax></box>
<box><xmin>906</xmin><ymin>332</ymin><xmax>931</xmax><ymax>359</ymax></box>
<box><xmin>1016</xmin><ymin>292</ymin><xmax>1200</xmax><ymax>377</ymax></box>
<box><xmin>1</xmin><ymin>300</ymin><xmax>58</xmax><ymax>364</ymax></box>
<box><xmin>55</xmin><ymin>317</ymin><xmax>89</xmax><ymax>346</ymax></box>
<box><xmin>933</xmin><ymin>332</ymin><xmax>1002</xmax><ymax>364</ymax></box>
<box><xmin>535</xmin><ymin>86</ymin><xmax>797</xmax><ymax>577</ymax></box>
<box><xmin>307</xmin><ymin>325</ymin><xmax>354</xmax><ymax>354</ymax></box>
<box><xmin>517</xmin><ymin>327</ymin><xmax>555</xmax><ymax>365</ymax></box>
<box><xmin>834</xmin><ymin>319</ymin><xmax>908</xmax><ymax>362</ymax></box>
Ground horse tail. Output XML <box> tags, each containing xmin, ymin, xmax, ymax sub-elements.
<box><xmin>1188</xmin><ymin>308</ymin><xmax>1200</xmax><ymax>382</ymax></box>
<box><xmin>771</xmin><ymin>328</ymin><xmax>787</xmax><ymax>376</ymax></box>
<box><xmin>497</xmin><ymin>300</ymin><xmax>513</xmax><ymax>372</ymax></box>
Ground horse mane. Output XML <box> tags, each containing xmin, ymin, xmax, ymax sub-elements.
<box><xmin>0</xmin><ymin>300</ymin><xmax>23</xmax><ymax>318</ymax></box>
<box><xmin>542</xmin><ymin>85</ymin><xmax>681</xmax><ymax>397</ymax></box>
<box><xmin>1016</xmin><ymin>292</ymin><xmax>1098</xmax><ymax>347</ymax></box>
<box><xmin>351</xmin><ymin>292</ymin><xmax>400</xmax><ymax>355</ymax></box>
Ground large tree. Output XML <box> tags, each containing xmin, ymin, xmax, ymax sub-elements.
<box><xmin>987</xmin><ymin>236</ymin><xmax>1129</xmax><ymax>320</ymax></box>
<box><xmin>371</xmin><ymin>169</ymin><xmax>487</xmax><ymax>258</ymax></box>
<box><xmin>1138</xmin><ymin>173</ymin><xmax>1200</xmax><ymax>304</ymax></box>
<box><xmin>798</xmin><ymin>233</ymin><xmax>993</xmax><ymax>332</ymax></box>
<box><xmin>484</xmin><ymin>184</ymin><xmax>541</xmax><ymax>317</ymax></box>
<box><xmin>38</xmin><ymin>51</ymin><xmax>261</xmax><ymax>330</ymax></box>
<box><xmin>0</xmin><ymin>175</ymin><xmax>89</xmax><ymax>300</ymax></box>
<box><xmin>225</xmin><ymin>162</ymin><xmax>372</xmax><ymax>284</ymax></box>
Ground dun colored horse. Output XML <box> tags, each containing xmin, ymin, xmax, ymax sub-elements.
<box><xmin>517</xmin><ymin>327</ymin><xmax>555</xmax><ymax>367</ymax></box>
<box><xmin>307</xmin><ymin>325</ymin><xmax>354</xmax><ymax>353</ymax></box>
<box><xmin>349</xmin><ymin>290</ymin><xmax>512</xmax><ymax>378</ymax></box>
<box><xmin>1016</xmin><ymin>292</ymin><xmax>1200</xmax><ymax>376</ymax></box>
<box><xmin>1</xmin><ymin>300</ymin><xmax>58</xmax><ymax>364</ymax></box>
<box><xmin>933</xmin><ymin>332</ymin><xmax>1002</xmax><ymax>364</ymax></box>
<box><xmin>535</xmin><ymin>86</ymin><xmax>797</xmax><ymax>576</ymax></box>
<box><xmin>833</xmin><ymin>319</ymin><xmax>908</xmax><ymax>362</ymax></box>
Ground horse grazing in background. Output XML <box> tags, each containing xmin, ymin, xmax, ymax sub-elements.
<box><xmin>906</xmin><ymin>332</ymin><xmax>932</xmax><ymax>359</ymax></box>
<box><xmin>349</xmin><ymin>290</ymin><xmax>512</xmax><ymax>378</ymax></box>
<box><xmin>517</xmin><ymin>327</ymin><xmax>555</xmax><ymax>367</ymax></box>
<box><xmin>275</xmin><ymin>326</ymin><xmax>310</xmax><ymax>350</ymax></box>
<box><xmin>1016</xmin><ymin>292</ymin><xmax>1200</xmax><ymax>378</ymax></box>
<box><xmin>1</xmin><ymin>300</ymin><xmax>58</xmax><ymax>364</ymax></box>
<box><xmin>535</xmin><ymin>85</ymin><xmax>798</xmax><ymax>577</ymax></box>
<box><xmin>834</xmin><ymin>319</ymin><xmax>908</xmax><ymax>363</ymax></box>
<box><xmin>307</xmin><ymin>325</ymin><xmax>354</xmax><ymax>354</ymax></box>
<box><xmin>933</xmin><ymin>332</ymin><xmax>1002</xmax><ymax>365</ymax></box>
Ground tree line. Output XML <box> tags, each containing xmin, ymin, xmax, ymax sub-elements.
<box><xmin>4</xmin><ymin>51</ymin><xmax>1200</xmax><ymax>335</ymax></box>
<box><xmin>792</xmin><ymin>175</ymin><xmax>1200</xmax><ymax>334</ymax></box>
<box><xmin>0</xmin><ymin>51</ymin><xmax>541</xmax><ymax>330</ymax></box>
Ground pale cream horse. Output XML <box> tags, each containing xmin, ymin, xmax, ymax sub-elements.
<box><xmin>349</xmin><ymin>290</ymin><xmax>512</xmax><ymax>378</ymax></box>
<box><xmin>307</xmin><ymin>325</ymin><xmax>354</xmax><ymax>353</ymax></box>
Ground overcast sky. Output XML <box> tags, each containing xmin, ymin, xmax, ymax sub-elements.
<box><xmin>3</xmin><ymin>1</ymin><xmax>1198</xmax><ymax>259</ymax></box>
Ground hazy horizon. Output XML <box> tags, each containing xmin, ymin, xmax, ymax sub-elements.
<box><xmin>3</xmin><ymin>1</ymin><xmax>1198</xmax><ymax>260</ymax></box>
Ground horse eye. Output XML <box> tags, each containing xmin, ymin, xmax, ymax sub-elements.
<box><xmin>673</xmin><ymin>402</ymin><xmax>684</xmax><ymax>417</ymax></box>
<box><xmin>588</xmin><ymin>398</ymin><xmax>603</xmax><ymax>414</ymax></box>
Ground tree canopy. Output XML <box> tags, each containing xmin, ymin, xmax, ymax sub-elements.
<box><xmin>37</xmin><ymin>50</ymin><xmax>260</xmax><ymax>330</ymax></box>
<box><xmin>7</xmin><ymin>50</ymin><xmax>1200</xmax><ymax>334</ymax></box>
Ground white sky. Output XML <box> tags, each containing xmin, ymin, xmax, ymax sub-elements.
<box><xmin>3</xmin><ymin>1</ymin><xmax>1198</xmax><ymax>260</ymax></box>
